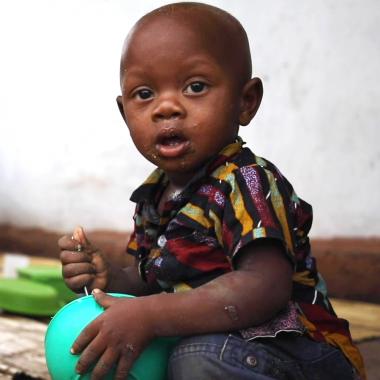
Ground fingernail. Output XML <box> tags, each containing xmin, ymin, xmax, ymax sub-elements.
<box><xmin>92</xmin><ymin>288</ymin><xmax>100</xmax><ymax>294</ymax></box>
<box><xmin>70</xmin><ymin>347</ymin><xmax>75</xmax><ymax>354</ymax></box>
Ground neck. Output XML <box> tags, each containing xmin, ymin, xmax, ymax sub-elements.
<box><xmin>165</xmin><ymin>171</ymin><xmax>193</xmax><ymax>189</ymax></box>
<box><xmin>158</xmin><ymin>179</ymin><xmax>187</xmax><ymax>213</ymax></box>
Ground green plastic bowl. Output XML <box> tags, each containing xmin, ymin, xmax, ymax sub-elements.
<box><xmin>45</xmin><ymin>293</ymin><xmax>178</xmax><ymax>380</ymax></box>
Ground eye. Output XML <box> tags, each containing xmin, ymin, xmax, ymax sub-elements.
<box><xmin>184</xmin><ymin>81</ymin><xmax>208</xmax><ymax>95</ymax></box>
<box><xmin>134</xmin><ymin>88</ymin><xmax>153</xmax><ymax>100</ymax></box>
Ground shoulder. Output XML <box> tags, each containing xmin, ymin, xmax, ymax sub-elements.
<box><xmin>209</xmin><ymin>147</ymin><xmax>290</xmax><ymax>195</ymax></box>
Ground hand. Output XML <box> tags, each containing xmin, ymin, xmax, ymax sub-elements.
<box><xmin>59</xmin><ymin>226</ymin><xmax>111</xmax><ymax>293</ymax></box>
<box><xmin>71</xmin><ymin>290</ymin><xmax>155</xmax><ymax>380</ymax></box>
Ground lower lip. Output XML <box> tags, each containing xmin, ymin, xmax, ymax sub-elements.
<box><xmin>155</xmin><ymin>140</ymin><xmax>191</xmax><ymax>158</ymax></box>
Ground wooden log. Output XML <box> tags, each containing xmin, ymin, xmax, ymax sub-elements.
<box><xmin>0</xmin><ymin>314</ymin><xmax>49</xmax><ymax>379</ymax></box>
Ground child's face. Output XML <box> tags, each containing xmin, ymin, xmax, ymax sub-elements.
<box><xmin>118</xmin><ymin>17</ymin><xmax>248</xmax><ymax>186</ymax></box>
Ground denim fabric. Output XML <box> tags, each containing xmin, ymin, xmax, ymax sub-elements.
<box><xmin>168</xmin><ymin>333</ymin><xmax>357</xmax><ymax>380</ymax></box>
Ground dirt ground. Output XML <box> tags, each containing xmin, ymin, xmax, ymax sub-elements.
<box><xmin>358</xmin><ymin>339</ymin><xmax>380</xmax><ymax>380</ymax></box>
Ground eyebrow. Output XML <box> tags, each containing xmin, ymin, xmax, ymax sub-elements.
<box><xmin>120</xmin><ymin>67</ymin><xmax>151</xmax><ymax>90</ymax></box>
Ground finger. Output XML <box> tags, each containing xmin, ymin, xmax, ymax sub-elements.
<box><xmin>72</xmin><ymin>320</ymin><xmax>99</xmax><ymax>355</ymax></box>
<box><xmin>70</xmin><ymin>228</ymin><xmax>98</xmax><ymax>256</ymax></box>
<box><xmin>65</xmin><ymin>273</ymin><xmax>95</xmax><ymax>292</ymax></box>
<box><xmin>90</xmin><ymin>348</ymin><xmax>119</xmax><ymax>380</ymax></box>
<box><xmin>62</xmin><ymin>262</ymin><xmax>95</xmax><ymax>278</ymax></box>
<box><xmin>92</xmin><ymin>252</ymin><xmax>109</xmax><ymax>275</ymax></box>
<box><xmin>59</xmin><ymin>237</ymin><xmax>88</xmax><ymax>255</ymax></box>
<box><xmin>114</xmin><ymin>349</ymin><xmax>135</xmax><ymax>380</ymax></box>
<box><xmin>58</xmin><ymin>235</ymin><xmax>81</xmax><ymax>250</ymax></box>
<box><xmin>115</xmin><ymin>343</ymin><xmax>138</xmax><ymax>380</ymax></box>
<box><xmin>60</xmin><ymin>250</ymin><xmax>92</xmax><ymax>265</ymax></box>
<box><xmin>92</xmin><ymin>289</ymin><xmax>118</xmax><ymax>309</ymax></box>
<box><xmin>75</xmin><ymin>336</ymin><xmax>106</xmax><ymax>375</ymax></box>
<box><xmin>73</xmin><ymin>225</ymin><xmax>91</xmax><ymax>246</ymax></box>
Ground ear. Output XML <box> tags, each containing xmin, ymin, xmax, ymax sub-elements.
<box><xmin>239</xmin><ymin>78</ymin><xmax>263</xmax><ymax>126</ymax></box>
<box><xmin>116</xmin><ymin>95</ymin><xmax>126</xmax><ymax>122</ymax></box>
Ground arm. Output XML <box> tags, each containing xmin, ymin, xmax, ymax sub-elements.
<box><xmin>150</xmin><ymin>239</ymin><xmax>293</xmax><ymax>334</ymax></box>
<box><xmin>73</xmin><ymin>239</ymin><xmax>293</xmax><ymax>379</ymax></box>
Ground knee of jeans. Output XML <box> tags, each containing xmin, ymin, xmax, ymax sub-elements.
<box><xmin>167</xmin><ymin>337</ymin><xmax>227</xmax><ymax>380</ymax></box>
<box><xmin>168</xmin><ymin>352</ymin><xmax>230</xmax><ymax>380</ymax></box>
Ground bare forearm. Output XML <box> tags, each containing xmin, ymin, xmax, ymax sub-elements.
<box><xmin>147</xmin><ymin>275</ymin><xmax>261</xmax><ymax>337</ymax></box>
<box><xmin>145</xmin><ymin>245</ymin><xmax>293</xmax><ymax>337</ymax></box>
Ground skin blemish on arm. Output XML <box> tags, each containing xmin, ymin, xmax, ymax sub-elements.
<box><xmin>224</xmin><ymin>305</ymin><xmax>239</xmax><ymax>321</ymax></box>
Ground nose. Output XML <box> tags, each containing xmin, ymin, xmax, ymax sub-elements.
<box><xmin>152</xmin><ymin>94</ymin><xmax>186</xmax><ymax>122</ymax></box>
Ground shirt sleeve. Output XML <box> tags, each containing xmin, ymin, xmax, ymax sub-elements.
<box><xmin>221</xmin><ymin>164</ymin><xmax>301</xmax><ymax>263</ymax></box>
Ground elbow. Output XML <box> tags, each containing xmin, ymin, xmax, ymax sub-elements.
<box><xmin>269</xmin><ymin>271</ymin><xmax>293</xmax><ymax>317</ymax></box>
<box><xmin>278</xmin><ymin>277</ymin><xmax>293</xmax><ymax>309</ymax></box>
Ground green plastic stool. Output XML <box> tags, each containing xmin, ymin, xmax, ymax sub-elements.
<box><xmin>45</xmin><ymin>294</ymin><xmax>179</xmax><ymax>380</ymax></box>
<box><xmin>18</xmin><ymin>265</ymin><xmax>77</xmax><ymax>303</ymax></box>
<box><xmin>0</xmin><ymin>278</ymin><xmax>63</xmax><ymax>316</ymax></box>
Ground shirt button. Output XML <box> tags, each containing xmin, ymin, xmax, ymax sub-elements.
<box><xmin>245</xmin><ymin>355</ymin><xmax>257</xmax><ymax>367</ymax></box>
<box><xmin>157</xmin><ymin>235</ymin><xmax>167</xmax><ymax>248</ymax></box>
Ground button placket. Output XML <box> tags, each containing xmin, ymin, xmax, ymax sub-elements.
<box><xmin>157</xmin><ymin>234</ymin><xmax>167</xmax><ymax>248</ymax></box>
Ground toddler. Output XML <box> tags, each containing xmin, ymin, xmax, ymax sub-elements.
<box><xmin>59</xmin><ymin>3</ymin><xmax>365</xmax><ymax>379</ymax></box>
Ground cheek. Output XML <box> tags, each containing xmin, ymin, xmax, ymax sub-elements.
<box><xmin>127</xmin><ymin>125</ymin><xmax>158</xmax><ymax>163</ymax></box>
<box><xmin>128</xmin><ymin>127</ymin><xmax>149</xmax><ymax>150</ymax></box>
<box><xmin>125</xmin><ymin>109</ymin><xmax>150</xmax><ymax>141</ymax></box>
<box><xmin>124</xmin><ymin>101</ymin><xmax>150</xmax><ymax>125</ymax></box>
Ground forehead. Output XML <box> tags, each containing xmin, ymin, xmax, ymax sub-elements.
<box><xmin>122</xmin><ymin>10</ymin><xmax>251</xmax><ymax>84</ymax></box>
<box><xmin>124</xmin><ymin>15</ymin><xmax>226</xmax><ymax>68</ymax></box>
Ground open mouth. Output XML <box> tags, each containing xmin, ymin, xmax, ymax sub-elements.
<box><xmin>160</xmin><ymin>135</ymin><xmax>185</xmax><ymax>146</ymax></box>
<box><xmin>155</xmin><ymin>131</ymin><xmax>190</xmax><ymax>158</ymax></box>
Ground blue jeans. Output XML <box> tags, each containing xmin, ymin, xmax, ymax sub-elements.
<box><xmin>167</xmin><ymin>333</ymin><xmax>357</xmax><ymax>380</ymax></box>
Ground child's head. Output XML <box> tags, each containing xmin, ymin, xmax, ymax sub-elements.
<box><xmin>117</xmin><ymin>2</ymin><xmax>263</xmax><ymax>186</ymax></box>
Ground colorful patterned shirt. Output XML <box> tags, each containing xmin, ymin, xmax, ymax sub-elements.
<box><xmin>127</xmin><ymin>138</ymin><xmax>365</xmax><ymax>379</ymax></box>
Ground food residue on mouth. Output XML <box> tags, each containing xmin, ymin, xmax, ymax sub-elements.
<box><xmin>160</xmin><ymin>135</ymin><xmax>186</xmax><ymax>146</ymax></box>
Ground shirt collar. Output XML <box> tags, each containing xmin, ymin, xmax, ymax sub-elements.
<box><xmin>130</xmin><ymin>137</ymin><xmax>244</xmax><ymax>204</ymax></box>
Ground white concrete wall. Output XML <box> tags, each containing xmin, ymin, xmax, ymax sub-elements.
<box><xmin>0</xmin><ymin>0</ymin><xmax>379</xmax><ymax>237</ymax></box>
